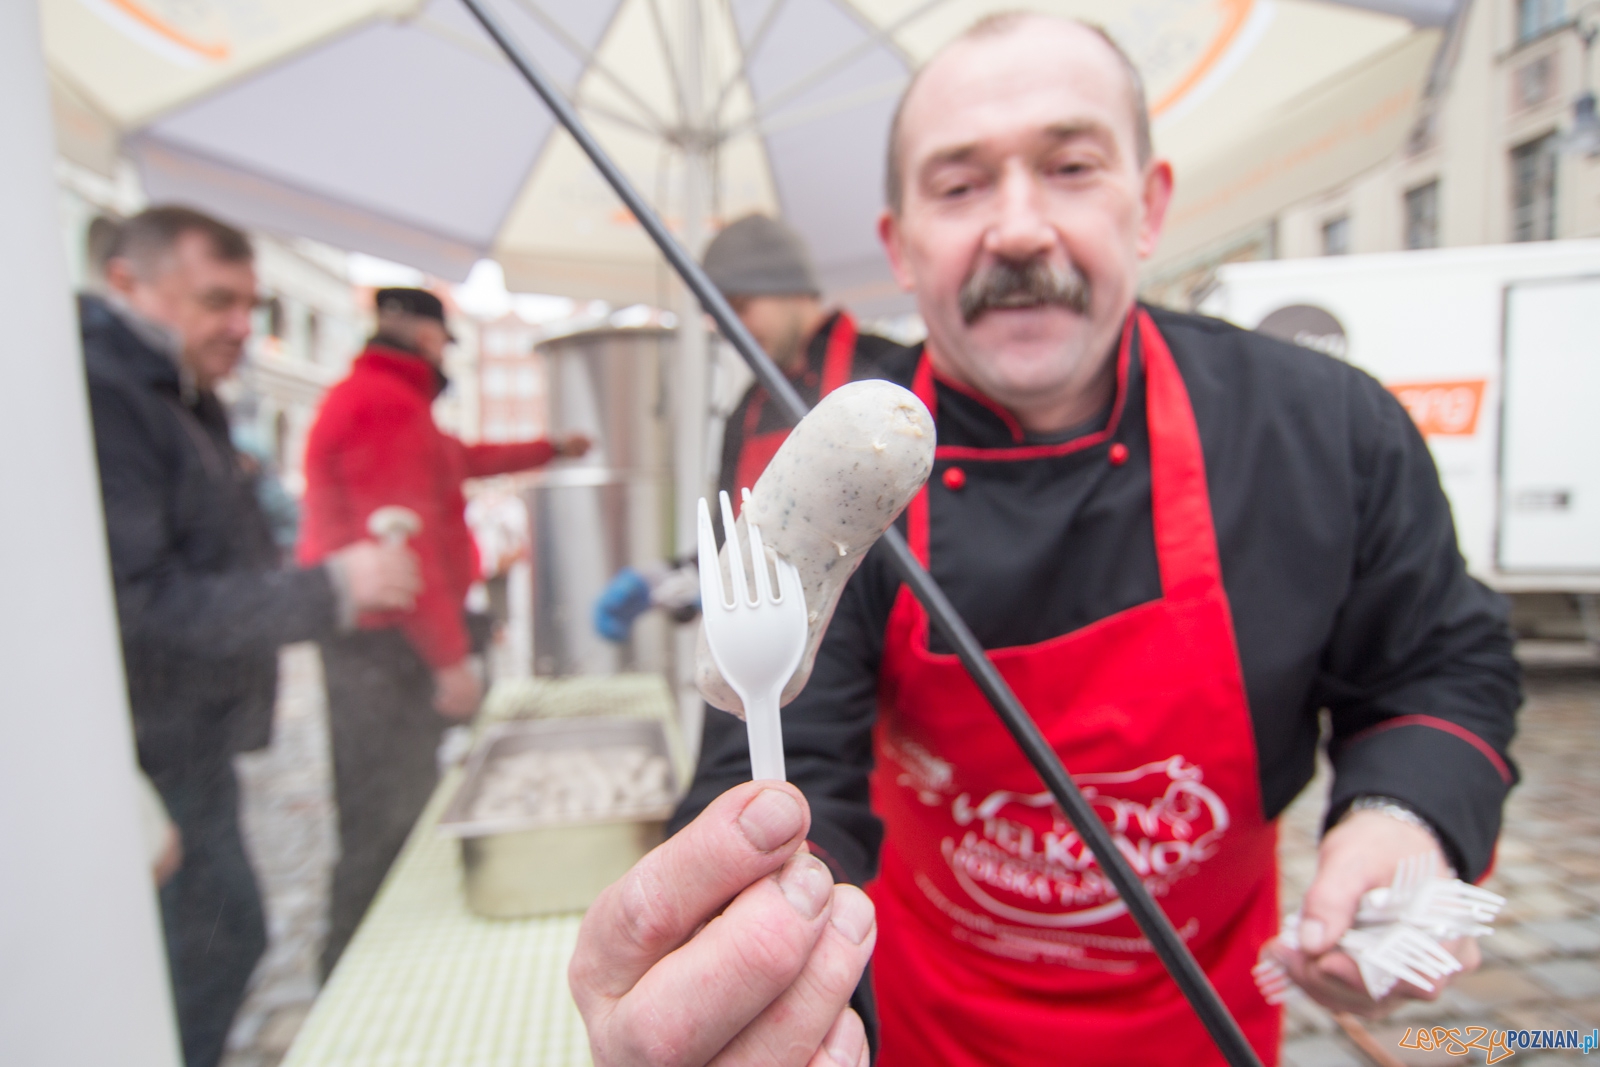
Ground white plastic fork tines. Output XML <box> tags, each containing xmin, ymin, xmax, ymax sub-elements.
<box><xmin>697</xmin><ymin>491</ymin><xmax>808</xmax><ymax>782</ymax></box>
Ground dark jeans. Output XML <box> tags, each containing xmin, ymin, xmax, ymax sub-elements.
<box><xmin>318</xmin><ymin>629</ymin><xmax>448</xmax><ymax>978</ymax></box>
<box><xmin>156</xmin><ymin>761</ymin><xmax>266</xmax><ymax>1067</ymax></box>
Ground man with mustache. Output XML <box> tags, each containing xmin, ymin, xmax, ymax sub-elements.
<box><xmin>568</xmin><ymin>14</ymin><xmax>1520</xmax><ymax>1066</ymax></box>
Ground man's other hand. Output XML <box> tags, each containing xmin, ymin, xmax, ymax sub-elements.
<box><xmin>1267</xmin><ymin>810</ymin><xmax>1479</xmax><ymax>1017</ymax></box>
<box><xmin>556</xmin><ymin>434</ymin><xmax>592</xmax><ymax>459</ymax></box>
<box><xmin>432</xmin><ymin>659</ymin><xmax>482</xmax><ymax>719</ymax></box>
<box><xmin>336</xmin><ymin>541</ymin><xmax>420</xmax><ymax>612</ymax></box>
<box><xmin>570</xmin><ymin>782</ymin><xmax>876</xmax><ymax>1067</ymax></box>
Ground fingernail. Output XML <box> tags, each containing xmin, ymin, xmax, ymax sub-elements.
<box><xmin>739</xmin><ymin>788</ymin><xmax>803</xmax><ymax>852</ymax></box>
<box><xmin>778</xmin><ymin>854</ymin><xmax>831</xmax><ymax>919</ymax></box>
<box><xmin>1300</xmin><ymin>919</ymin><xmax>1326</xmax><ymax>953</ymax></box>
<box><xmin>830</xmin><ymin>888</ymin><xmax>875</xmax><ymax>946</ymax></box>
<box><xmin>826</xmin><ymin>1014</ymin><xmax>866</xmax><ymax>1067</ymax></box>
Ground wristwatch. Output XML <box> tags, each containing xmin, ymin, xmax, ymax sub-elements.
<box><xmin>1342</xmin><ymin>795</ymin><xmax>1445</xmax><ymax>851</ymax></box>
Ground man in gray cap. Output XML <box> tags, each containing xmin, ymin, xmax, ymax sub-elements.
<box><xmin>704</xmin><ymin>214</ymin><xmax>915</xmax><ymax>502</ymax></box>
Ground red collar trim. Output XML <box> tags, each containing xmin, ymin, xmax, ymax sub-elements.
<box><xmin>357</xmin><ymin>344</ymin><xmax>438</xmax><ymax>397</ymax></box>
<box><xmin>919</xmin><ymin>311</ymin><xmax>1136</xmax><ymax>463</ymax></box>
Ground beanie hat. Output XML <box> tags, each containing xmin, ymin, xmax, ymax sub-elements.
<box><xmin>702</xmin><ymin>214</ymin><xmax>820</xmax><ymax>298</ymax></box>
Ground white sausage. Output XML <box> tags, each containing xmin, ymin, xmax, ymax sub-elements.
<box><xmin>696</xmin><ymin>379</ymin><xmax>935</xmax><ymax>717</ymax></box>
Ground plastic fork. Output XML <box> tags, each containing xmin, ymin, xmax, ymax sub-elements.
<box><xmin>1341</xmin><ymin>923</ymin><xmax>1464</xmax><ymax>998</ymax></box>
<box><xmin>1356</xmin><ymin>853</ymin><xmax>1505</xmax><ymax>939</ymax></box>
<box><xmin>697</xmin><ymin>490</ymin><xmax>808</xmax><ymax>782</ymax></box>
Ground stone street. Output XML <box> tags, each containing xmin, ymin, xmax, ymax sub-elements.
<box><xmin>1280</xmin><ymin>659</ymin><xmax>1600</xmax><ymax>1067</ymax></box>
<box><xmin>222</xmin><ymin>648</ymin><xmax>1600</xmax><ymax>1066</ymax></box>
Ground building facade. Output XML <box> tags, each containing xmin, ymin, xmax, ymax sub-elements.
<box><xmin>1143</xmin><ymin>0</ymin><xmax>1600</xmax><ymax>308</ymax></box>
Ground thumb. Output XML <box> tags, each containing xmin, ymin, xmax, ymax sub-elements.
<box><xmin>1299</xmin><ymin>857</ymin><xmax>1366</xmax><ymax>956</ymax></box>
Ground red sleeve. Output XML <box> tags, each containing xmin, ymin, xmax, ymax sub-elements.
<box><xmin>456</xmin><ymin>438</ymin><xmax>557</xmax><ymax>478</ymax></box>
<box><xmin>334</xmin><ymin>401</ymin><xmax>470</xmax><ymax>670</ymax></box>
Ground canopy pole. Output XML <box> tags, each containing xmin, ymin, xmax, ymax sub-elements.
<box><xmin>0</xmin><ymin>4</ymin><xmax>182</xmax><ymax>1064</ymax></box>
<box><xmin>672</xmin><ymin>0</ymin><xmax>712</xmax><ymax>759</ymax></box>
<box><xmin>456</xmin><ymin>3</ymin><xmax>1263</xmax><ymax>1063</ymax></box>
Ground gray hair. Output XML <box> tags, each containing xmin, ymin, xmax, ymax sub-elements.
<box><xmin>109</xmin><ymin>204</ymin><xmax>253</xmax><ymax>279</ymax></box>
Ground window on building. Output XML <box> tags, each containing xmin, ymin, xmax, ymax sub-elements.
<box><xmin>273</xmin><ymin>410</ymin><xmax>290</xmax><ymax>470</ymax></box>
<box><xmin>1513</xmin><ymin>55</ymin><xmax>1556</xmax><ymax>110</ymax></box>
<box><xmin>265</xmin><ymin>295</ymin><xmax>285</xmax><ymax>339</ymax></box>
<box><xmin>1404</xmin><ymin>181</ymin><xmax>1440</xmax><ymax>249</ymax></box>
<box><xmin>1321</xmin><ymin>215</ymin><xmax>1350</xmax><ymax>256</ymax></box>
<box><xmin>1510</xmin><ymin>133</ymin><xmax>1559</xmax><ymax>241</ymax></box>
<box><xmin>1516</xmin><ymin>0</ymin><xmax>1564</xmax><ymax>42</ymax></box>
<box><xmin>305</xmin><ymin>309</ymin><xmax>321</xmax><ymax>362</ymax></box>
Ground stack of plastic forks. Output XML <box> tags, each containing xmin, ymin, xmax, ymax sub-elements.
<box><xmin>1256</xmin><ymin>853</ymin><xmax>1507</xmax><ymax>1003</ymax></box>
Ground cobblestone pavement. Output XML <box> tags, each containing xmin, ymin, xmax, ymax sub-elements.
<box><xmin>220</xmin><ymin>649</ymin><xmax>1600</xmax><ymax>1066</ymax></box>
<box><xmin>1280</xmin><ymin>662</ymin><xmax>1600</xmax><ymax>1067</ymax></box>
<box><xmin>222</xmin><ymin>645</ymin><xmax>335</xmax><ymax>1067</ymax></box>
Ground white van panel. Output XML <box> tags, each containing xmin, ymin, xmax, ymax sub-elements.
<box><xmin>1499</xmin><ymin>276</ymin><xmax>1600</xmax><ymax>573</ymax></box>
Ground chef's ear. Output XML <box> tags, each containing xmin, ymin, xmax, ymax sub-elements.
<box><xmin>1136</xmin><ymin>159</ymin><xmax>1174</xmax><ymax>260</ymax></box>
<box><xmin>877</xmin><ymin>210</ymin><xmax>916</xmax><ymax>293</ymax></box>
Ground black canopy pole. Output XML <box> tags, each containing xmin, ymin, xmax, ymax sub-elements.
<box><xmin>458</xmin><ymin>3</ymin><xmax>1262</xmax><ymax>1063</ymax></box>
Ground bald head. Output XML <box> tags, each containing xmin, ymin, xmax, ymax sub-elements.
<box><xmin>885</xmin><ymin>14</ymin><xmax>1151</xmax><ymax>214</ymax></box>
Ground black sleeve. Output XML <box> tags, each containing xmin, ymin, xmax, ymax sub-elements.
<box><xmin>91</xmin><ymin>382</ymin><xmax>340</xmax><ymax>659</ymax></box>
<box><xmin>669</xmin><ymin>544</ymin><xmax>894</xmax><ymax>886</ymax></box>
<box><xmin>1316</xmin><ymin>373</ymin><xmax>1521</xmax><ymax>880</ymax></box>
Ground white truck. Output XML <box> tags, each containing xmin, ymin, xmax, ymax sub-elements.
<box><xmin>1200</xmin><ymin>240</ymin><xmax>1600</xmax><ymax>602</ymax></box>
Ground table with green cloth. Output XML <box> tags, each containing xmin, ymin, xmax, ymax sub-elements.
<box><xmin>283</xmin><ymin>673</ymin><xmax>689</xmax><ymax>1067</ymax></box>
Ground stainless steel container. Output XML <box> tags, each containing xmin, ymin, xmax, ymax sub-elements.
<box><xmin>527</xmin><ymin>327</ymin><xmax>674</xmax><ymax>678</ymax></box>
<box><xmin>437</xmin><ymin>717</ymin><xmax>679</xmax><ymax>918</ymax></box>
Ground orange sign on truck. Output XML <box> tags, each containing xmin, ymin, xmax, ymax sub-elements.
<box><xmin>1386</xmin><ymin>380</ymin><xmax>1486</xmax><ymax>437</ymax></box>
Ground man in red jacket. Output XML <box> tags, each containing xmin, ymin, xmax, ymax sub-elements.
<box><xmin>299</xmin><ymin>287</ymin><xmax>588</xmax><ymax>974</ymax></box>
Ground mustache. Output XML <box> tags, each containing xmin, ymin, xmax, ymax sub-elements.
<box><xmin>958</xmin><ymin>258</ymin><xmax>1091</xmax><ymax>324</ymax></box>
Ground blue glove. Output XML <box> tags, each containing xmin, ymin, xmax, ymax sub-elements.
<box><xmin>594</xmin><ymin>567</ymin><xmax>653</xmax><ymax>643</ymax></box>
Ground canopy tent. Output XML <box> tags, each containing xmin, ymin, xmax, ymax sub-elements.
<box><xmin>42</xmin><ymin>0</ymin><xmax>1463</xmax><ymax>687</ymax></box>
<box><xmin>44</xmin><ymin>0</ymin><xmax>1456</xmax><ymax>316</ymax></box>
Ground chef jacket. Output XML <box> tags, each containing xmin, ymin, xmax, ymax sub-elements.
<box><xmin>675</xmin><ymin>304</ymin><xmax>1521</xmax><ymax>886</ymax></box>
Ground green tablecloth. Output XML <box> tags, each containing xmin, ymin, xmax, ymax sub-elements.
<box><xmin>283</xmin><ymin>674</ymin><xmax>684</xmax><ymax>1067</ymax></box>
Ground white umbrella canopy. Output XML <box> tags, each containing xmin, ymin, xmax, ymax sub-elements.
<box><xmin>43</xmin><ymin>0</ymin><xmax>1451</xmax><ymax>315</ymax></box>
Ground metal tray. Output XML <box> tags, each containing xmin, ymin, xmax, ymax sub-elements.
<box><xmin>437</xmin><ymin>717</ymin><xmax>679</xmax><ymax>918</ymax></box>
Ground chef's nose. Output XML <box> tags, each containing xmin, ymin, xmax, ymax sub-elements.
<box><xmin>983</xmin><ymin>161</ymin><xmax>1054</xmax><ymax>263</ymax></box>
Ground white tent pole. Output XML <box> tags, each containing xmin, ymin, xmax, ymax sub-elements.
<box><xmin>0</xmin><ymin>5</ymin><xmax>181</xmax><ymax>1066</ymax></box>
<box><xmin>673</xmin><ymin>0</ymin><xmax>712</xmax><ymax>751</ymax></box>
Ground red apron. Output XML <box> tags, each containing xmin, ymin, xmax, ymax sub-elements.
<box><xmin>733</xmin><ymin>312</ymin><xmax>857</xmax><ymax>503</ymax></box>
<box><xmin>868</xmin><ymin>310</ymin><xmax>1281</xmax><ymax>1067</ymax></box>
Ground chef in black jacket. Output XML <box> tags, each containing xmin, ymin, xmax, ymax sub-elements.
<box><xmin>567</xmin><ymin>15</ymin><xmax>1520</xmax><ymax>1067</ymax></box>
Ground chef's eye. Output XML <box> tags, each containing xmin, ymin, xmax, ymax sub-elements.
<box><xmin>1048</xmin><ymin>157</ymin><xmax>1095</xmax><ymax>178</ymax></box>
<box><xmin>929</xmin><ymin>168</ymin><xmax>985</xmax><ymax>200</ymax></box>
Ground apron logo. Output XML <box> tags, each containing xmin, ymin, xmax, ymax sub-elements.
<box><xmin>937</xmin><ymin>755</ymin><xmax>1229</xmax><ymax>928</ymax></box>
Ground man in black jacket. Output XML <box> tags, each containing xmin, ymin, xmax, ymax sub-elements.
<box><xmin>566</xmin><ymin>16</ymin><xmax>1521</xmax><ymax>1067</ymax></box>
<box><xmin>82</xmin><ymin>206</ymin><xmax>418</xmax><ymax>1067</ymax></box>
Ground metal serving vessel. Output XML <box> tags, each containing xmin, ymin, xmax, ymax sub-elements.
<box><xmin>526</xmin><ymin>326</ymin><xmax>674</xmax><ymax>679</ymax></box>
<box><xmin>437</xmin><ymin>717</ymin><xmax>679</xmax><ymax>918</ymax></box>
